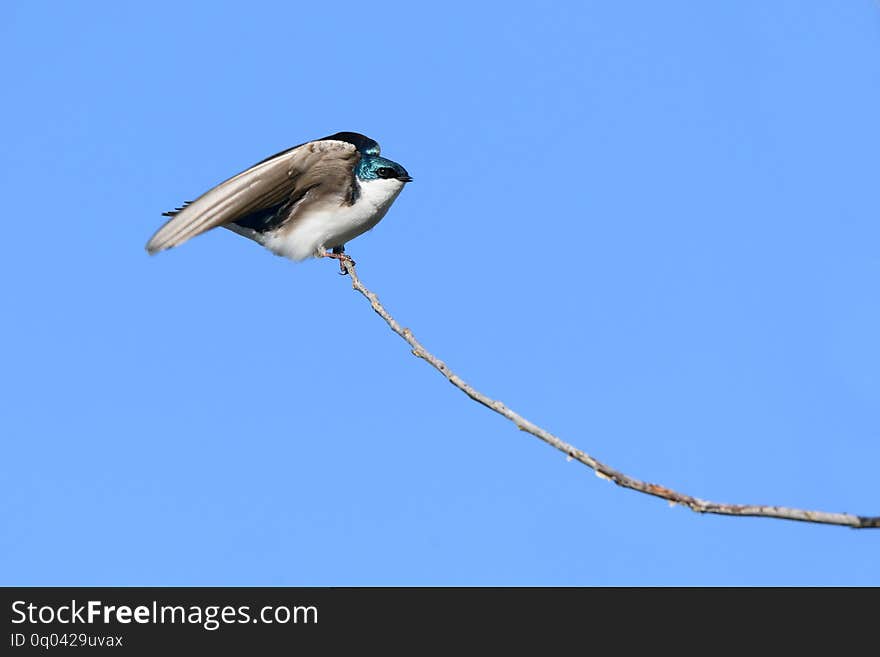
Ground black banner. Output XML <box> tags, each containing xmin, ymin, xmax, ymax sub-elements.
<box><xmin>2</xmin><ymin>587</ymin><xmax>866</xmax><ymax>651</ymax></box>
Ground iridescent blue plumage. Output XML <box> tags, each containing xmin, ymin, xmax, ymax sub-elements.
<box><xmin>355</xmin><ymin>155</ymin><xmax>411</xmax><ymax>182</ymax></box>
<box><xmin>318</xmin><ymin>132</ymin><xmax>408</xmax><ymax>181</ymax></box>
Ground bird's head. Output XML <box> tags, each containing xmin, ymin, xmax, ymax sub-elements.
<box><xmin>356</xmin><ymin>155</ymin><xmax>413</xmax><ymax>184</ymax></box>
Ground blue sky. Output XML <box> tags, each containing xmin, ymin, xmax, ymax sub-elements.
<box><xmin>2</xmin><ymin>1</ymin><xmax>878</xmax><ymax>585</ymax></box>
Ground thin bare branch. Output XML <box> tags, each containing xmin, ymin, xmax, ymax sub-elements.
<box><xmin>338</xmin><ymin>259</ymin><xmax>879</xmax><ymax>529</ymax></box>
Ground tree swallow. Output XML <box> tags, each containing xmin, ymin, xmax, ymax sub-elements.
<box><xmin>146</xmin><ymin>132</ymin><xmax>411</xmax><ymax>268</ymax></box>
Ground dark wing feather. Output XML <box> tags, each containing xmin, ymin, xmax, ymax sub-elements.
<box><xmin>162</xmin><ymin>200</ymin><xmax>193</xmax><ymax>217</ymax></box>
<box><xmin>146</xmin><ymin>140</ymin><xmax>359</xmax><ymax>254</ymax></box>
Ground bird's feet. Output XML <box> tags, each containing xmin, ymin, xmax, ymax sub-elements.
<box><xmin>319</xmin><ymin>247</ymin><xmax>356</xmax><ymax>275</ymax></box>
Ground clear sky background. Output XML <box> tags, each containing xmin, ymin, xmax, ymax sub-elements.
<box><xmin>2</xmin><ymin>1</ymin><xmax>878</xmax><ymax>586</ymax></box>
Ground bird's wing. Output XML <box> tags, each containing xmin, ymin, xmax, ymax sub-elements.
<box><xmin>146</xmin><ymin>139</ymin><xmax>360</xmax><ymax>254</ymax></box>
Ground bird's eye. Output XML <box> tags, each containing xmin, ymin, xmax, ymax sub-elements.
<box><xmin>376</xmin><ymin>167</ymin><xmax>395</xmax><ymax>179</ymax></box>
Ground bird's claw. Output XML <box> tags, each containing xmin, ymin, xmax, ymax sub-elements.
<box><xmin>321</xmin><ymin>250</ymin><xmax>356</xmax><ymax>275</ymax></box>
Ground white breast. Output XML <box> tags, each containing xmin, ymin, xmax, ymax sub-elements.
<box><xmin>263</xmin><ymin>178</ymin><xmax>405</xmax><ymax>261</ymax></box>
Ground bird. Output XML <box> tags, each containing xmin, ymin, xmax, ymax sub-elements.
<box><xmin>145</xmin><ymin>132</ymin><xmax>412</xmax><ymax>271</ymax></box>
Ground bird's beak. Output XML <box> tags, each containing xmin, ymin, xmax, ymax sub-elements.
<box><xmin>397</xmin><ymin>175</ymin><xmax>413</xmax><ymax>183</ymax></box>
